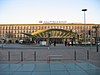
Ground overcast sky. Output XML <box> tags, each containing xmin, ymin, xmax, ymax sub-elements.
<box><xmin>0</xmin><ymin>0</ymin><xmax>100</xmax><ymax>24</ymax></box>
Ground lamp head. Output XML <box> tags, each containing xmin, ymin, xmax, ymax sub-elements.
<box><xmin>82</xmin><ymin>9</ymin><xmax>87</xmax><ymax>11</ymax></box>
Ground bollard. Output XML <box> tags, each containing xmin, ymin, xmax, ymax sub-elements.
<box><xmin>87</xmin><ymin>50</ymin><xmax>89</xmax><ymax>60</ymax></box>
<box><xmin>21</xmin><ymin>51</ymin><xmax>23</xmax><ymax>61</ymax></box>
<box><xmin>48</xmin><ymin>47</ymin><xmax>50</xmax><ymax>50</ymax></box>
<box><xmin>74</xmin><ymin>50</ymin><xmax>76</xmax><ymax>60</ymax></box>
<box><xmin>34</xmin><ymin>51</ymin><xmax>36</xmax><ymax>61</ymax></box>
<box><xmin>2</xmin><ymin>44</ymin><xmax>3</xmax><ymax>50</ymax></box>
<box><xmin>8</xmin><ymin>51</ymin><xmax>10</xmax><ymax>61</ymax></box>
<box><xmin>47</xmin><ymin>56</ymin><xmax>50</xmax><ymax>63</ymax></box>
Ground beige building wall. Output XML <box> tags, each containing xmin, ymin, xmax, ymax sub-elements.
<box><xmin>0</xmin><ymin>24</ymin><xmax>99</xmax><ymax>43</ymax></box>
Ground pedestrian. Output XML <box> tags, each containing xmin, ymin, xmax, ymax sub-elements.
<box><xmin>54</xmin><ymin>41</ymin><xmax>56</xmax><ymax>46</ymax></box>
<box><xmin>65</xmin><ymin>41</ymin><xmax>67</xmax><ymax>46</ymax></box>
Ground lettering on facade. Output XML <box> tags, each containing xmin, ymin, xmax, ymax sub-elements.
<box><xmin>39</xmin><ymin>21</ymin><xmax>67</xmax><ymax>24</ymax></box>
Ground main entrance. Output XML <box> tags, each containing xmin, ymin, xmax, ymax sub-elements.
<box><xmin>50</xmin><ymin>38</ymin><xmax>63</xmax><ymax>44</ymax></box>
<box><xmin>22</xmin><ymin>29</ymin><xmax>78</xmax><ymax>44</ymax></box>
<box><xmin>32</xmin><ymin>29</ymin><xmax>77</xmax><ymax>44</ymax></box>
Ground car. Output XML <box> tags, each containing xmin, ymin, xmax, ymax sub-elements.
<box><xmin>40</xmin><ymin>41</ymin><xmax>47</xmax><ymax>46</ymax></box>
<box><xmin>19</xmin><ymin>40</ymin><xmax>24</xmax><ymax>44</ymax></box>
<box><xmin>98</xmin><ymin>42</ymin><xmax>100</xmax><ymax>45</ymax></box>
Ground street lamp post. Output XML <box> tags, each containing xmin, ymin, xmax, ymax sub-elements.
<box><xmin>93</xmin><ymin>25</ymin><xmax>99</xmax><ymax>52</ymax></box>
<box><xmin>48</xmin><ymin>33</ymin><xmax>50</xmax><ymax>49</ymax></box>
<box><xmin>1</xmin><ymin>39</ymin><xmax>4</xmax><ymax>50</ymax></box>
<box><xmin>82</xmin><ymin>9</ymin><xmax>87</xmax><ymax>45</ymax></box>
<box><xmin>96</xmin><ymin>26</ymin><xmax>98</xmax><ymax>52</ymax></box>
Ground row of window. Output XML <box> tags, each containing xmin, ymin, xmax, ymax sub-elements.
<box><xmin>0</xmin><ymin>30</ymin><xmax>33</xmax><ymax>34</ymax></box>
<box><xmin>0</xmin><ymin>25</ymin><xmax>93</xmax><ymax>30</ymax></box>
<box><xmin>0</xmin><ymin>34</ymin><xmax>28</xmax><ymax>38</ymax></box>
<box><xmin>0</xmin><ymin>29</ymin><xmax>91</xmax><ymax>35</ymax></box>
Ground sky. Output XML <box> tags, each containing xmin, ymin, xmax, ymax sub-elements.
<box><xmin>0</xmin><ymin>0</ymin><xmax>100</xmax><ymax>24</ymax></box>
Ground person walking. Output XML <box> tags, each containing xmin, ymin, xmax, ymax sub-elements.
<box><xmin>54</xmin><ymin>41</ymin><xmax>56</xmax><ymax>46</ymax></box>
<box><xmin>65</xmin><ymin>41</ymin><xmax>67</xmax><ymax>46</ymax></box>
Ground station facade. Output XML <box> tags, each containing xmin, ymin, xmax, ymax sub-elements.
<box><xmin>0</xmin><ymin>23</ymin><xmax>100</xmax><ymax>44</ymax></box>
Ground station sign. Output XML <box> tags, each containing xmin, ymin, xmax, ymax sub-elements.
<box><xmin>39</xmin><ymin>21</ymin><xmax>67</xmax><ymax>24</ymax></box>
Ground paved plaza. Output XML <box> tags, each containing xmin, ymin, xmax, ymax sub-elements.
<box><xmin>0</xmin><ymin>44</ymin><xmax>100</xmax><ymax>75</ymax></box>
<box><xmin>0</xmin><ymin>62</ymin><xmax>100</xmax><ymax>75</ymax></box>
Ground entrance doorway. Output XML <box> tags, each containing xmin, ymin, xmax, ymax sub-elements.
<box><xmin>50</xmin><ymin>38</ymin><xmax>63</xmax><ymax>44</ymax></box>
